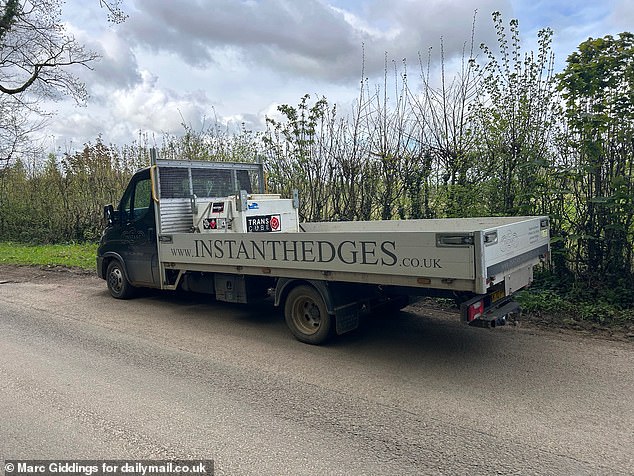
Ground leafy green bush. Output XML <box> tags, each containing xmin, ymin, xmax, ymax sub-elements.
<box><xmin>517</xmin><ymin>271</ymin><xmax>634</xmax><ymax>325</ymax></box>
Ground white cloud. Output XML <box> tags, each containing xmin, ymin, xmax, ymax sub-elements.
<box><xmin>36</xmin><ymin>0</ymin><xmax>629</xmax><ymax>151</ymax></box>
<box><xmin>111</xmin><ymin>70</ymin><xmax>210</xmax><ymax>133</ymax></box>
<box><xmin>44</xmin><ymin>70</ymin><xmax>213</xmax><ymax>150</ymax></box>
<box><xmin>329</xmin><ymin>5</ymin><xmax>400</xmax><ymax>41</ymax></box>
<box><xmin>119</xmin><ymin>0</ymin><xmax>507</xmax><ymax>81</ymax></box>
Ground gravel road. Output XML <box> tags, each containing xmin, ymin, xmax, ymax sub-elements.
<box><xmin>0</xmin><ymin>265</ymin><xmax>632</xmax><ymax>475</ymax></box>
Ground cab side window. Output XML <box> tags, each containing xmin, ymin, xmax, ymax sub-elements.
<box><xmin>120</xmin><ymin>177</ymin><xmax>152</xmax><ymax>222</ymax></box>
<box><xmin>133</xmin><ymin>179</ymin><xmax>152</xmax><ymax>219</ymax></box>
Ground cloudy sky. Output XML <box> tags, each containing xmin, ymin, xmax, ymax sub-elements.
<box><xmin>48</xmin><ymin>0</ymin><xmax>633</xmax><ymax>151</ymax></box>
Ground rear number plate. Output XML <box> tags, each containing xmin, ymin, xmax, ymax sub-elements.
<box><xmin>491</xmin><ymin>290</ymin><xmax>505</xmax><ymax>302</ymax></box>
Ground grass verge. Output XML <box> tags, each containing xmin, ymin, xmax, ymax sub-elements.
<box><xmin>0</xmin><ymin>242</ymin><xmax>97</xmax><ymax>270</ymax></box>
<box><xmin>515</xmin><ymin>289</ymin><xmax>634</xmax><ymax>338</ymax></box>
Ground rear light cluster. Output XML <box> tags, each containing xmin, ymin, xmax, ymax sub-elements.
<box><xmin>467</xmin><ymin>299</ymin><xmax>484</xmax><ymax>322</ymax></box>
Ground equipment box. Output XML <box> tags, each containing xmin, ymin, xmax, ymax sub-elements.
<box><xmin>194</xmin><ymin>193</ymin><xmax>299</xmax><ymax>233</ymax></box>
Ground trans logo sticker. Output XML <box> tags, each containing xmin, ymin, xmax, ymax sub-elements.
<box><xmin>246</xmin><ymin>214</ymin><xmax>281</xmax><ymax>232</ymax></box>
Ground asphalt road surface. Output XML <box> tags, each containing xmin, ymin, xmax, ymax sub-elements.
<box><xmin>0</xmin><ymin>266</ymin><xmax>632</xmax><ymax>475</ymax></box>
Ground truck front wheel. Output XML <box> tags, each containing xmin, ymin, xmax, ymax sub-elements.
<box><xmin>106</xmin><ymin>260</ymin><xmax>135</xmax><ymax>299</ymax></box>
<box><xmin>284</xmin><ymin>285</ymin><xmax>333</xmax><ymax>345</ymax></box>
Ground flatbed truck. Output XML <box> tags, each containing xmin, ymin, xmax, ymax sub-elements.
<box><xmin>97</xmin><ymin>156</ymin><xmax>550</xmax><ymax>344</ymax></box>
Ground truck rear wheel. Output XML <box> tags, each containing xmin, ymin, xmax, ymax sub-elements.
<box><xmin>284</xmin><ymin>285</ymin><xmax>333</xmax><ymax>345</ymax></box>
<box><xmin>106</xmin><ymin>260</ymin><xmax>135</xmax><ymax>299</ymax></box>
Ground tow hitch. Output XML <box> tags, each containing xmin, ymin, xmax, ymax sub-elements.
<box><xmin>461</xmin><ymin>295</ymin><xmax>520</xmax><ymax>328</ymax></box>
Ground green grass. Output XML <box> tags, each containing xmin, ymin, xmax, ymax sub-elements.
<box><xmin>0</xmin><ymin>242</ymin><xmax>97</xmax><ymax>270</ymax></box>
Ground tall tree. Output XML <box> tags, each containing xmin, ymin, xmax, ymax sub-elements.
<box><xmin>0</xmin><ymin>0</ymin><xmax>99</xmax><ymax>165</ymax></box>
<box><xmin>557</xmin><ymin>32</ymin><xmax>634</xmax><ymax>282</ymax></box>
<box><xmin>471</xmin><ymin>12</ymin><xmax>560</xmax><ymax>216</ymax></box>
<box><xmin>408</xmin><ymin>33</ymin><xmax>480</xmax><ymax>218</ymax></box>
<box><xmin>0</xmin><ymin>0</ymin><xmax>98</xmax><ymax>98</ymax></box>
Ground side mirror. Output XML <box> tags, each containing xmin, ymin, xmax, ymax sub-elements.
<box><xmin>104</xmin><ymin>204</ymin><xmax>117</xmax><ymax>225</ymax></box>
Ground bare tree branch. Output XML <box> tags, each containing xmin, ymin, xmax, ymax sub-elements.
<box><xmin>99</xmin><ymin>0</ymin><xmax>127</xmax><ymax>24</ymax></box>
<box><xmin>0</xmin><ymin>0</ymin><xmax>103</xmax><ymax>167</ymax></box>
<box><xmin>0</xmin><ymin>0</ymin><xmax>100</xmax><ymax>103</ymax></box>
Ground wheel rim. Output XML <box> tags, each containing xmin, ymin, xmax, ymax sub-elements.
<box><xmin>108</xmin><ymin>266</ymin><xmax>124</xmax><ymax>294</ymax></box>
<box><xmin>291</xmin><ymin>296</ymin><xmax>322</xmax><ymax>335</ymax></box>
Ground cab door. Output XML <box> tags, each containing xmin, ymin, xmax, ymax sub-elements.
<box><xmin>118</xmin><ymin>170</ymin><xmax>158</xmax><ymax>286</ymax></box>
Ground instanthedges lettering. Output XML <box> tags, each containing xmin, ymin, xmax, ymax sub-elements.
<box><xmin>181</xmin><ymin>239</ymin><xmax>443</xmax><ymax>269</ymax></box>
<box><xmin>193</xmin><ymin>238</ymin><xmax>399</xmax><ymax>266</ymax></box>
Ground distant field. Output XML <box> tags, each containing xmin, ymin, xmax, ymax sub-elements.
<box><xmin>0</xmin><ymin>242</ymin><xmax>97</xmax><ymax>270</ymax></box>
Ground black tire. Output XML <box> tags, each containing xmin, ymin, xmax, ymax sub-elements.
<box><xmin>284</xmin><ymin>285</ymin><xmax>333</xmax><ymax>345</ymax></box>
<box><xmin>106</xmin><ymin>260</ymin><xmax>135</xmax><ymax>299</ymax></box>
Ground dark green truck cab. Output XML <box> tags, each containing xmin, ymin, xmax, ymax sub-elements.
<box><xmin>97</xmin><ymin>167</ymin><xmax>158</xmax><ymax>298</ymax></box>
